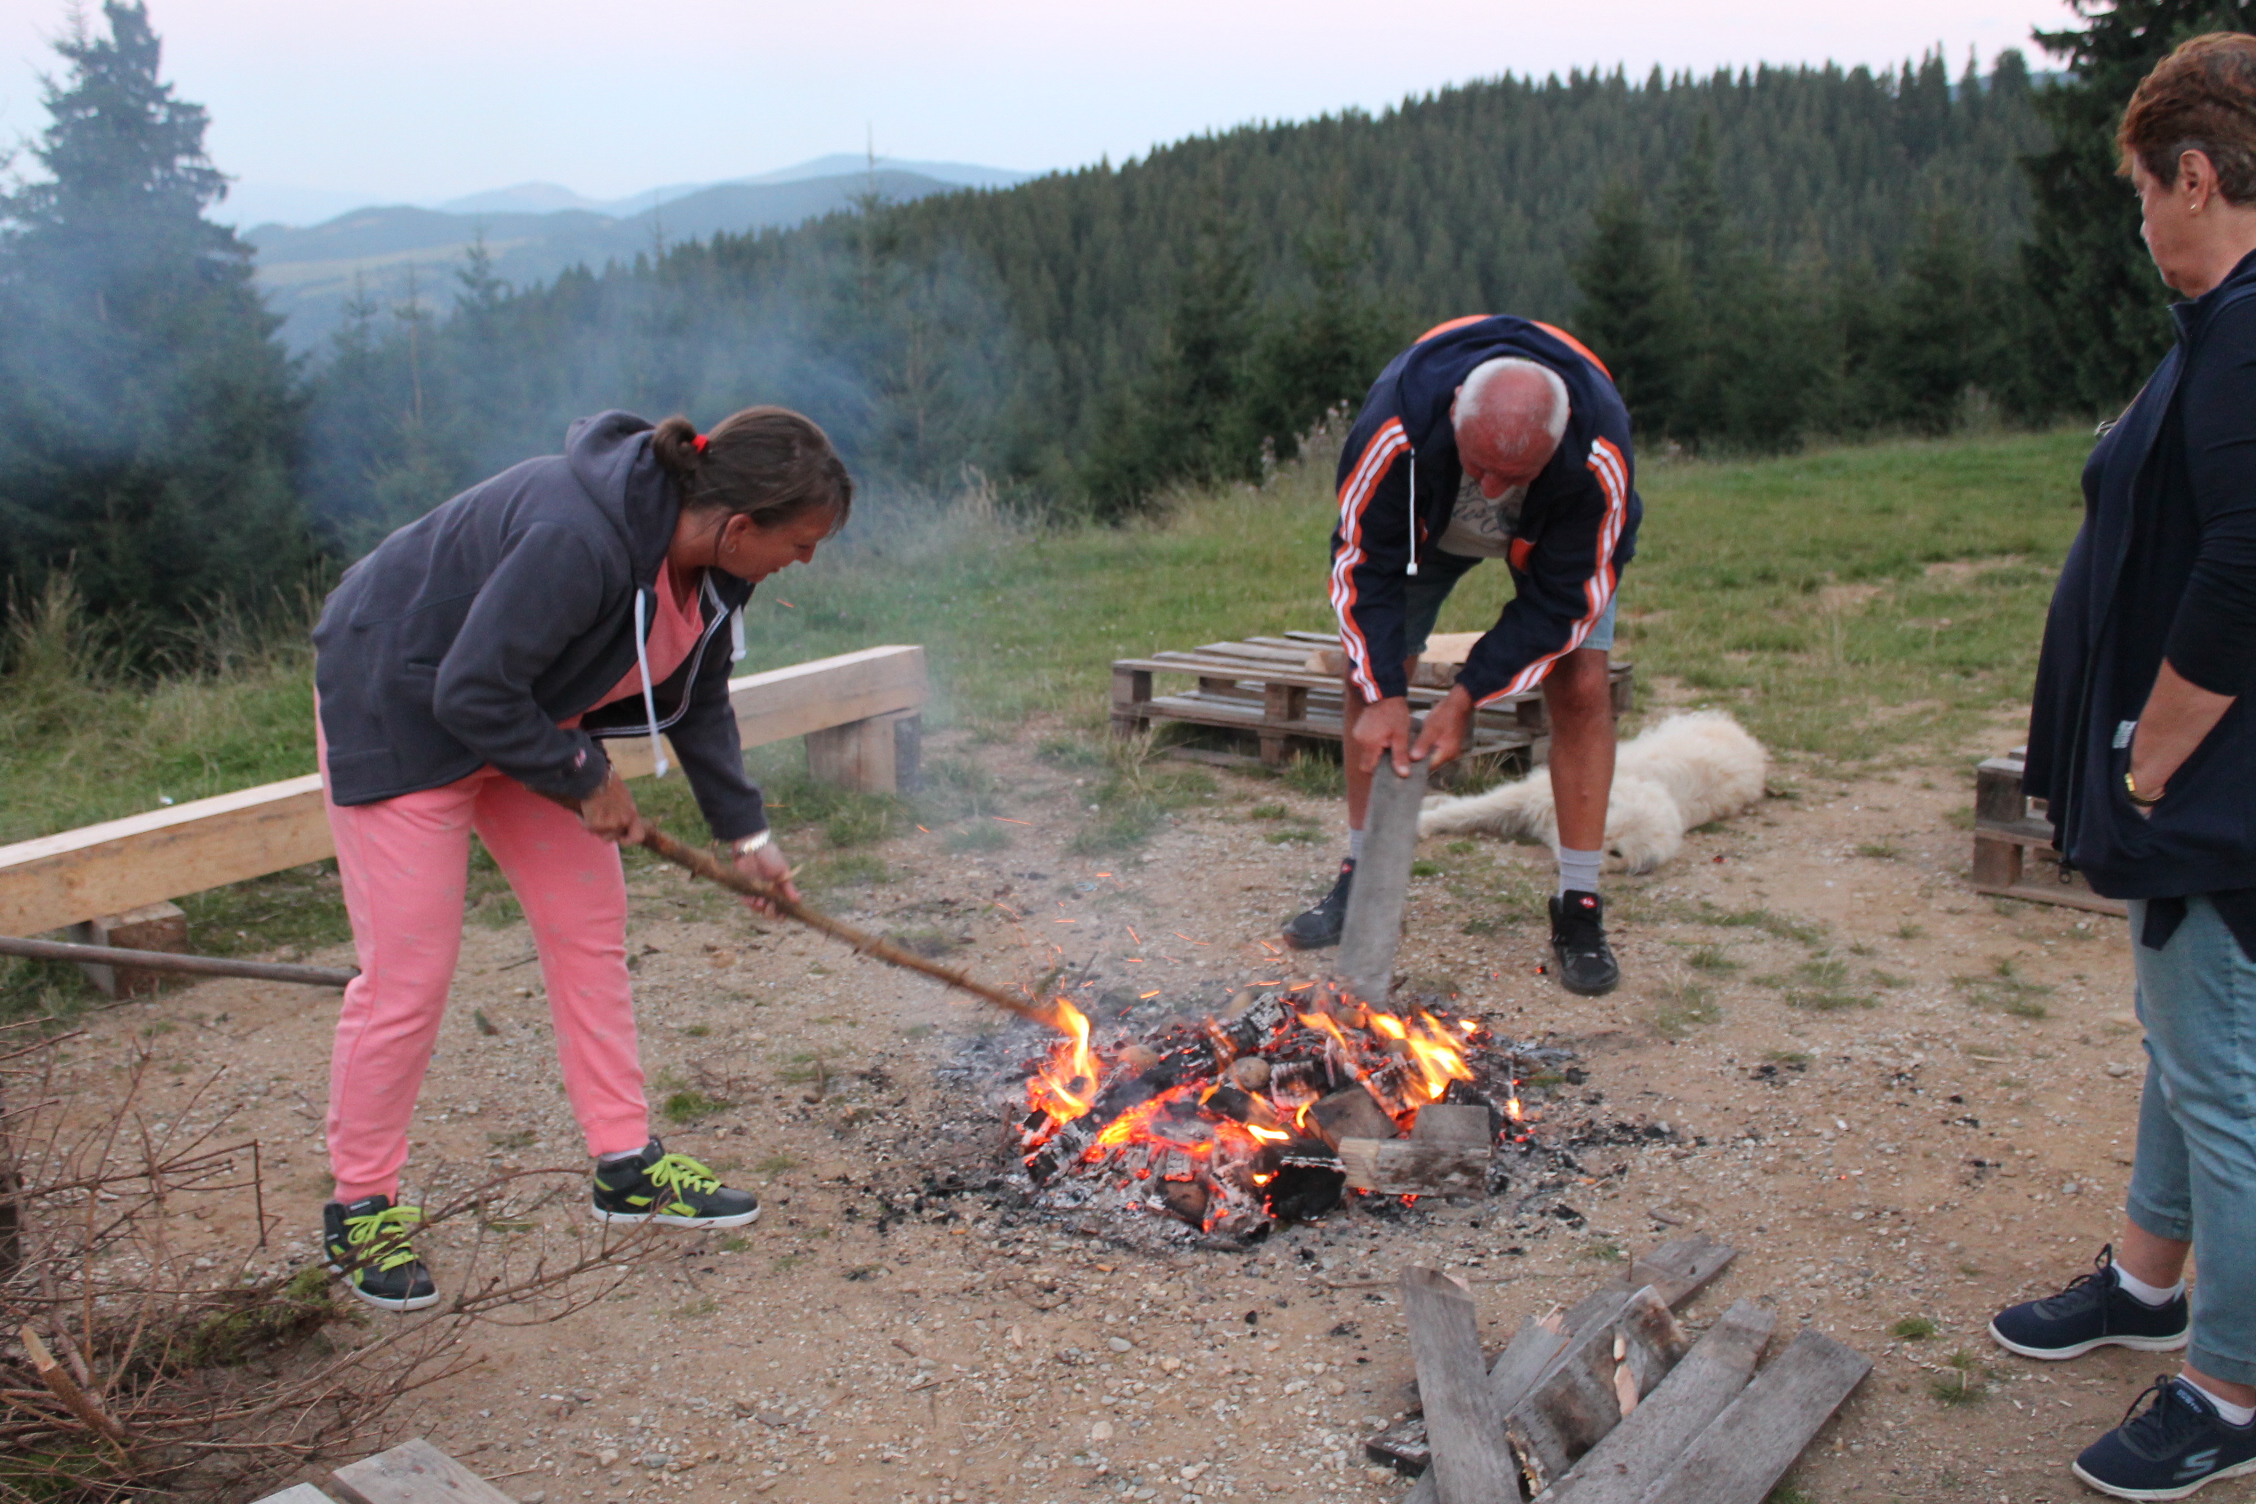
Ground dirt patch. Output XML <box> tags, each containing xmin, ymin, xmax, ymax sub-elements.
<box><xmin>52</xmin><ymin>719</ymin><xmax>2157</xmax><ymax>1504</ymax></box>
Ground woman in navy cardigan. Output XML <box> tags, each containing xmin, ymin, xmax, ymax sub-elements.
<box><xmin>1991</xmin><ymin>33</ymin><xmax>2256</xmax><ymax>1501</ymax></box>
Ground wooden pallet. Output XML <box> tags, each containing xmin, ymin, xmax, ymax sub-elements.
<box><xmin>1970</xmin><ymin>749</ymin><xmax>2127</xmax><ymax>917</ymax></box>
<box><xmin>1110</xmin><ymin>630</ymin><xmax>1635</xmax><ymax>769</ymax></box>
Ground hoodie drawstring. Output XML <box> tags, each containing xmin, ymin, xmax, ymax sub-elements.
<box><xmin>1406</xmin><ymin>450</ymin><xmax>1420</xmax><ymax>578</ymax></box>
<box><xmin>633</xmin><ymin>588</ymin><xmax>670</xmax><ymax>778</ymax></box>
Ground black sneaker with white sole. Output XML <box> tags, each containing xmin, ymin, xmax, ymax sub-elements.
<box><xmin>1282</xmin><ymin>858</ymin><xmax>1355</xmax><ymax>951</ymax></box>
<box><xmin>591</xmin><ymin>1140</ymin><xmax>760</xmax><ymax>1228</ymax></box>
<box><xmin>323</xmin><ymin>1195</ymin><xmax>439</xmax><ymax>1312</ymax></box>
<box><xmin>1989</xmin><ymin>1245</ymin><xmax>2190</xmax><ymax>1360</ymax></box>
<box><xmin>2074</xmin><ymin>1376</ymin><xmax>2256</xmax><ymax>1500</ymax></box>
<box><xmin>1548</xmin><ymin>890</ymin><xmax>1620</xmax><ymax>995</ymax></box>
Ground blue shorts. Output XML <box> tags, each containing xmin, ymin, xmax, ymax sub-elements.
<box><xmin>1401</xmin><ymin>548</ymin><xmax>1618</xmax><ymax>659</ymax></box>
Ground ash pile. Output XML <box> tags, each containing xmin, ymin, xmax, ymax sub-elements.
<box><xmin>995</xmin><ymin>983</ymin><xmax>1595</xmax><ymax>1249</ymax></box>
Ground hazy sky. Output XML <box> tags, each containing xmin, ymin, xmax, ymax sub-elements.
<box><xmin>1</xmin><ymin>0</ymin><xmax>2078</xmax><ymax>209</ymax></box>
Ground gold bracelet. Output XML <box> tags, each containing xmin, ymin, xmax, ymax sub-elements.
<box><xmin>2125</xmin><ymin>770</ymin><xmax>2166</xmax><ymax>808</ymax></box>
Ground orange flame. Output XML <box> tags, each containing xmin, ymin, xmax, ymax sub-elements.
<box><xmin>1027</xmin><ymin>999</ymin><xmax>1100</xmax><ymax>1122</ymax></box>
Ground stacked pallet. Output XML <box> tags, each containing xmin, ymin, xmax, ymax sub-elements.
<box><xmin>1370</xmin><ymin>1234</ymin><xmax>1870</xmax><ymax>1504</ymax></box>
<box><xmin>1110</xmin><ymin>629</ymin><xmax>1634</xmax><ymax>769</ymax></box>
<box><xmin>1968</xmin><ymin>748</ymin><xmax>2126</xmax><ymax>917</ymax></box>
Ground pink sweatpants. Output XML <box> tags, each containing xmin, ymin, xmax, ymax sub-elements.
<box><xmin>321</xmin><ymin>753</ymin><xmax>649</xmax><ymax>1203</ymax></box>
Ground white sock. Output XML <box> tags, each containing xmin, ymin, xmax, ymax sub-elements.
<box><xmin>1348</xmin><ymin>828</ymin><xmax>1366</xmax><ymax>863</ymax></box>
<box><xmin>1557</xmin><ymin>846</ymin><xmax>1603</xmax><ymax>897</ymax></box>
<box><xmin>2184</xmin><ymin>1374</ymin><xmax>2256</xmax><ymax>1427</ymax></box>
<box><xmin>2112</xmin><ymin>1260</ymin><xmax>2185</xmax><ymax>1308</ymax></box>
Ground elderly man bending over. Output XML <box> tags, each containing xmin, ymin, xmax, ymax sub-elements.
<box><xmin>1282</xmin><ymin>315</ymin><xmax>1643</xmax><ymax>995</ymax></box>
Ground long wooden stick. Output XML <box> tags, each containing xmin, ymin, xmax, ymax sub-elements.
<box><xmin>636</xmin><ymin>827</ymin><xmax>1065</xmax><ymax>1032</ymax></box>
<box><xmin>0</xmin><ymin>935</ymin><xmax>356</xmax><ymax>989</ymax></box>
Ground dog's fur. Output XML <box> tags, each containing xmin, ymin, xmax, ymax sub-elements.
<box><xmin>1417</xmin><ymin>710</ymin><xmax>1768</xmax><ymax>873</ymax></box>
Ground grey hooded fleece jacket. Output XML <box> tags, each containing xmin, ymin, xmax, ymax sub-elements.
<box><xmin>312</xmin><ymin>411</ymin><xmax>766</xmax><ymax>841</ymax></box>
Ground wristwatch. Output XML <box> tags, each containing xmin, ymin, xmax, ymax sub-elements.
<box><xmin>2124</xmin><ymin>770</ymin><xmax>2166</xmax><ymax>808</ymax></box>
<box><xmin>731</xmin><ymin>830</ymin><xmax>773</xmax><ymax>857</ymax></box>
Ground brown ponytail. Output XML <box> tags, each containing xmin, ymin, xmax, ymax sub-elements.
<box><xmin>652</xmin><ymin>408</ymin><xmax>854</xmax><ymax>532</ymax></box>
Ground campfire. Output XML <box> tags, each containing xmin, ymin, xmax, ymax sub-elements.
<box><xmin>1010</xmin><ymin>984</ymin><xmax>1535</xmax><ymax>1244</ymax></box>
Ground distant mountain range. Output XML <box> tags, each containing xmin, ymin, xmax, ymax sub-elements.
<box><xmin>245</xmin><ymin>157</ymin><xmax>1035</xmax><ymax>349</ymax></box>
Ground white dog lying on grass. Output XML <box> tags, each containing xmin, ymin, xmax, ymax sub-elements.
<box><xmin>1417</xmin><ymin>709</ymin><xmax>1768</xmax><ymax>873</ymax></box>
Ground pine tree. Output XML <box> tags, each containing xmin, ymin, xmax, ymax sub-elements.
<box><xmin>0</xmin><ymin>2</ymin><xmax>306</xmax><ymax>648</ymax></box>
<box><xmin>1572</xmin><ymin>181</ymin><xmax>1689</xmax><ymax>439</ymax></box>
<box><xmin>2020</xmin><ymin>1</ymin><xmax>2256</xmax><ymax>416</ymax></box>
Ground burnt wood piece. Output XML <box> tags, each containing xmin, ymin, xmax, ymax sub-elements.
<box><xmin>1337</xmin><ymin>754</ymin><xmax>1430</xmax><ymax>1003</ymax></box>
<box><xmin>1628</xmin><ymin>1329</ymin><xmax>1872</xmax><ymax>1504</ymax></box>
<box><xmin>1392</xmin><ymin>1236</ymin><xmax>1737</xmax><ymax>1501</ymax></box>
<box><xmin>1401</xmin><ymin>1267</ymin><xmax>1520</xmax><ymax>1504</ymax></box>
<box><xmin>1311</xmin><ymin>1084</ymin><xmax>1398</xmax><ymax>1146</ymax></box>
<box><xmin>1365</xmin><ymin>1413</ymin><xmax>1433</xmax><ymax>1477</ymax></box>
<box><xmin>1505</xmin><ymin>1286</ymin><xmax>1690</xmax><ymax>1496</ymax></box>
<box><xmin>330</xmin><ymin>1439</ymin><xmax>516</xmax><ymax>1504</ymax></box>
<box><xmin>1537</xmin><ymin>1299</ymin><xmax>1777</xmax><ymax>1504</ymax></box>
<box><xmin>1339</xmin><ymin>1138</ymin><xmax>1490</xmax><ymax>1195</ymax></box>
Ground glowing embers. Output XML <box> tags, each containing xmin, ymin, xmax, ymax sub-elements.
<box><xmin>1013</xmin><ymin>983</ymin><xmax>1521</xmax><ymax>1242</ymax></box>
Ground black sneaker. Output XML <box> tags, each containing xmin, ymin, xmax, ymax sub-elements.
<box><xmin>1990</xmin><ymin>1245</ymin><xmax>2190</xmax><ymax>1360</ymax></box>
<box><xmin>592</xmin><ymin>1140</ymin><xmax>760</xmax><ymax>1228</ymax></box>
<box><xmin>1548</xmin><ymin>890</ymin><xmax>1620</xmax><ymax>995</ymax></box>
<box><xmin>2074</xmin><ymin>1376</ymin><xmax>2256</xmax><ymax>1500</ymax></box>
<box><xmin>323</xmin><ymin>1195</ymin><xmax>439</xmax><ymax>1312</ymax></box>
<box><xmin>1282</xmin><ymin>858</ymin><xmax>1355</xmax><ymax>950</ymax></box>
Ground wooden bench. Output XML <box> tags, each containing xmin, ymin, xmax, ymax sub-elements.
<box><xmin>0</xmin><ymin>644</ymin><xmax>927</xmax><ymax>939</ymax></box>
<box><xmin>1969</xmin><ymin>748</ymin><xmax>2126</xmax><ymax>917</ymax></box>
<box><xmin>1110</xmin><ymin>629</ymin><xmax>1634</xmax><ymax>768</ymax></box>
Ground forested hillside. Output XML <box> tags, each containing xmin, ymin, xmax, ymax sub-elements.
<box><xmin>302</xmin><ymin>51</ymin><xmax>2050</xmax><ymax>540</ymax></box>
<box><xmin>4</xmin><ymin>1</ymin><xmax>2249</xmax><ymax>654</ymax></box>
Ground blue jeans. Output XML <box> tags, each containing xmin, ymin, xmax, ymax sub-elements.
<box><xmin>1401</xmin><ymin>548</ymin><xmax>1618</xmax><ymax>658</ymax></box>
<box><xmin>2127</xmin><ymin>895</ymin><xmax>2256</xmax><ymax>1385</ymax></box>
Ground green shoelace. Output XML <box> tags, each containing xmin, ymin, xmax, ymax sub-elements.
<box><xmin>644</xmin><ymin>1154</ymin><xmax>721</xmax><ymax>1212</ymax></box>
<box><xmin>343</xmin><ymin>1203</ymin><xmax>424</xmax><ymax>1272</ymax></box>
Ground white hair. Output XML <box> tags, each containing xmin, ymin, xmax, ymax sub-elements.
<box><xmin>1454</xmin><ymin>357</ymin><xmax>1570</xmax><ymax>446</ymax></box>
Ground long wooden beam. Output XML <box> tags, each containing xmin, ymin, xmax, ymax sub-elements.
<box><xmin>0</xmin><ymin>645</ymin><xmax>927</xmax><ymax>936</ymax></box>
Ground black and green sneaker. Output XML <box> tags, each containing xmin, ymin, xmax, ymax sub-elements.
<box><xmin>591</xmin><ymin>1140</ymin><xmax>760</xmax><ymax>1228</ymax></box>
<box><xmin>323</xmin><ymin>1195</ymin><xmax>439</xmax><ymax>1312</ymax></box>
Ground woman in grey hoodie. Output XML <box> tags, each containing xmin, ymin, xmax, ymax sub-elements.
<box><xmin>310</xmin><ymin>407</ymin><xmax>851</xmax><ymax>1310</ymax></box>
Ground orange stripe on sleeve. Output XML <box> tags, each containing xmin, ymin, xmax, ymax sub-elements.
<box><xmin>1329</xmin><ymin>419</ymin><xmax>1409</xmax><ymax>702</ymax></box>
<box><xmin>1474</xmin><ymin>434</ymin><xmax>1628</xmax><ymax>705</ymax></box>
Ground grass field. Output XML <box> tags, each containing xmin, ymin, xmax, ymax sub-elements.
<box><xmin>1</xmin><ymin>425</ymin><xmax>2092</xmax><ymax>846</ymax></box>
<box><xmin>0</xmin><ymin>425</ymin><xmax>2093</xmax><ymax>1019</ymax></box>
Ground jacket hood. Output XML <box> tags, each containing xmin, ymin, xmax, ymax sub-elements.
<box><xmin>565</xmin><ymin>410</ymin><xmax>677</xmax><ymax>586</ymax></box>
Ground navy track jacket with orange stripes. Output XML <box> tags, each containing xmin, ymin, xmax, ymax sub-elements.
<box><xmin>1329</xmin><ymin>315</ymin><xmax>1641</xmax><ymax>706</ymax></box>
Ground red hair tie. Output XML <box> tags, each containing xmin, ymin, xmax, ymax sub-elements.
<box><xmin>692</xmin><ymin>433</ymin><xmax>710</xmax><ymax>455</ymax></box>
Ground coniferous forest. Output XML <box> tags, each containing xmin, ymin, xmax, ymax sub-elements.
<box><xmin>3</xmin><ymin>1</ymin><xmax>2254</xmax><ymax>650</ymax></box>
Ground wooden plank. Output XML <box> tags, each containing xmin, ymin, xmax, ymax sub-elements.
<box><xmin>1538</xmin><ymin>1299</ymin><xmax>1776</xmax><ymax>1504</ymax></box>
<box><xmin>1397</xmin><ymin>1318</ymin><xmax>1571</xmax><ymax>1503</ymax></box>
<box><xmin>1400</xmin><ymin>1267</ymin><xmax>1519</xmax><ymax>1504</ymax></box>
<box><xmin>1412</xmin><ymin>1103</ymin><xmax>1495</xmax><ymax>1144</ymax></box>
<box><xmin>1506</xmin><ymin>1286</ymin><xmax>1689</xmax><ymax>1496</ymax></box>
<box><xmin>0</xmin><ymin>774</ymin><xmax>330</xmax><ymax>937</ymax></box>
<box><xmin>252</xmin><ymin>1486</ymin><xmax>342</xmax><ymax>1504</ymax></box>
<box><xmin>608</xmin><ymin>644</ymin><xmax>927</xmax><ymax>776</ymax></box>
<box><xmin>1628</xmin><ymin>1329</ymin><xmax>1870</xmax><ymax>1504</ymax></box>
<box><xmin>0</xmin><ymin>646</ymin><xmax>927</xmax><ymax>934</ymax></box>
<box><xmin>331</xmin><ymin>1439</ymin><xmax>517</xmax><ymax>1504</ymax></box>
<box><xmin>1338</xmin><ymin>755</ymin><xmax>1430</xmax><ymax>1003</ymax></box>
<box><xmin>1627</xmin><ymin>1232</ymin><xmax>1736</xmax><ymax>1309</ymax></box>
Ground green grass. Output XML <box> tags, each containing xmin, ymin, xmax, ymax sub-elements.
<box><xmin>1956</xmin><ymin>958</ymin><xmax>2054</xmax><ymax>1018</ymax></box>
<box><xmin>0</xmin><ymin>427</ymin><xmax>2094</xmax><ymax>1020</ymax></box>
<box><xmin>1891</xmin><ymin>1315</ymin><xmax>1938</xmax><ymax>1341</ymax></box>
